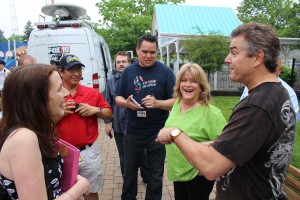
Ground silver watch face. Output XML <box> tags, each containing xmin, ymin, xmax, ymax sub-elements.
<box><xmin>171</xmin><ymin>129</ymin><xmax>180</xmax><ymax>136</ymax></box>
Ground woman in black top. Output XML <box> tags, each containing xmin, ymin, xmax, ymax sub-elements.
<box><xmin>0</xmin><ymin>64</ymin><xmax>89</xmax><ymax>199</ymax></box>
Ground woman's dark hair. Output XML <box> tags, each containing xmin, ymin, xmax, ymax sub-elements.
<box><xmin>0</xmin><ymin>64</ymin><xmax>58</xmax><ymax>158</ymax></box>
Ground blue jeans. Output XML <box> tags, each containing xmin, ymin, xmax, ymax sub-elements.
<box><xmin>115</xmin><ymin>132</ymin><xmax>149</xmax><ymax>181</ymax></box>
<box><xmin>122</xmin><ymin>133</ymin><xmax>165</xmax><ymax>200</ymax></box>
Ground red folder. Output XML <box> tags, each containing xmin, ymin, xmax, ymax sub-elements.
<box><xmin>55</xmin><ymin>139</ymin><xmax>80</xmax><ymax>192</ymax></box>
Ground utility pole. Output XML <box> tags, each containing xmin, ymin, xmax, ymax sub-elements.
<box><xmin>9</xmin><ymin>0</ymin><xmax>19</xmax><ymax>35</ymax></box>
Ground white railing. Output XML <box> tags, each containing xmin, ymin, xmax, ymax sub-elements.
<box><xmin>208</xmin><ymin>70</ymin><xmax>300</xmax><ymax>91</ymax></box>
<box><xmin>208</xmin><ymin>71</ymin><xmax>244</xmax><ymax>91</ymax></box>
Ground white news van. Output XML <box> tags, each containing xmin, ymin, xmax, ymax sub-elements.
<box><xmin>28</xmin><ymin>3</ymin><xmax>113</xmax><ymax>94</ymax></box>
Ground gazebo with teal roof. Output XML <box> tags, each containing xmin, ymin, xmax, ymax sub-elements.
<box><xmin>152</xmin><ymin>4</ymin><xmax>300</xmax><ymax>73</ymax></box>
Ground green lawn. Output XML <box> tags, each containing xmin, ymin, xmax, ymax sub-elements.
<box><xmin>212</xmin><ymin>96</ymin><xmax>300</xmax><ymax>169</ymax></box>
<box><xmin>212</xmin><ymin>96</ymin><xmax>239</xmax><ymax>121</ymax></box>
<box><xmin>292</xmin><ymin>123</ymin><xmax>300</xmax><ymax>168</ymax></box>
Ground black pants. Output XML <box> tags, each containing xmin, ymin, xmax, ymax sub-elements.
<box><xmin>173</xmin><ymin>175</ymin><xmax>215</xmax><ymax>200</ymax></box>
<box><xmin>114</xmin><ymin>131</ymin><xmax>149</xmax><ymax>181</ymax></box>
<box><xmin>121</xmin><ymin>133</ymin><xmax>165</xmax><ymax>200</ymax></box>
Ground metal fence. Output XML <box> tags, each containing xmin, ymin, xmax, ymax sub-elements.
<box><xmin>208</xmin><ymin>71</ymin><xmax>244</xmax><ymax>91</ymax></box>
<box><xmin>208</xmin><ymin>68</ymin><xmax>300</xmax><ymax>91</ymax></box>
<box><xmin>292</xmin><ymin>66</ymin><xmax>300</xmax><ymax>91</ymax></box>
<box><xmin>172</xmin><ymin>59</ymin><xmax>300</xmax><ymax>91</ymax></box>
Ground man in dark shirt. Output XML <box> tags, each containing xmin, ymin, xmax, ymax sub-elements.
<box><xmin>104</xmin><ymin>51</ymin><xmax>149</xmax><ymax>182</ymax></box>
<box><xmin>156</xmin><ymin>23</ymin><xmax>296</xmax><ymax>200</ymax></box>
<box><xmin>115</xmin><ymin>35</ymin><xmax>175</xmax><ymax>199</ymax></box>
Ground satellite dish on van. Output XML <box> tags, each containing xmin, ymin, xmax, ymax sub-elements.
<box><xmin>41</xmin><ymin>3</ymin><xmax>87</xmax><ymax>19</ymax></box>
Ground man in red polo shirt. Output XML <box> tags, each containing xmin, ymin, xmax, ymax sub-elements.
<box><xmin>56</xmin><ymin>54</ymin><xmax>112</xmax><ymax>200</ymax></box>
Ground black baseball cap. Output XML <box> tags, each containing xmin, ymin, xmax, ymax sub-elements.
<box><xmin>59</xmin><ymin>54</ymin><xmax>85</xmax><ymax>69</ymax></box>
<box><xmin>0</xmin><ymin>60</ymin><xmax>6</xmax><ymax>65</ymax></box>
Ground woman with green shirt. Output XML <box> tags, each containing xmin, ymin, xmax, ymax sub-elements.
<box><xmin>164</xmin><ymin>63</ymin><xmax>227</xmax><ymax>200</ymax></box>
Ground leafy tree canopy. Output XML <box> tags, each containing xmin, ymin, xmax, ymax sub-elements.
<box><xmin>183</xmin><ymin>33</ymin><xmax>228</xmax><ymax>80</ymax></box>
<box><xmin>7</xmin><ymin>34</ymin><xmax>22</xmax><ymax>41</ymax></box>
<box><xmin>1</xmin><ymin>21</ymin><xmax>34</xmax><ymax>42</ymax></box>
<box><xmin>95</xmin><ymin>0</ymin><xmax>184</xmax><ymax>57</ymax></box>
<box><xmin>237</xmin><ymin>0</ymin><xmax>300</xmax><ymax>37</ymax></box>
<box><xmin>21</xmin><ymin>21</ymin><xmax>34</xmax><ymax>42</ymax></box>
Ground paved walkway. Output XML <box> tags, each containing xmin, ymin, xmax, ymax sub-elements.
<box><xmin>97</xmin><ymin>120</ymin><xmax>216</xmax><ymax>200</ymax></box>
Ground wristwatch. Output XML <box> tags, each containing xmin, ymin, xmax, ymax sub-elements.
<box><xmin>99</xmin><ymin>107</ymin><xmax>102</xmax><ymax>114</ymax></box>
<box><xmin>171</xmin><ymin>129</ymin><xmax>183</xmax><ymax>143</ymax></box>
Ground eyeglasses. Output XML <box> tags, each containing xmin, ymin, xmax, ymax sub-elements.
<box><xmin>116</xmin><ymin>60</ymin><xmax>129</xmax><ymax>65</ymax></box>
<box><xmin>65</xmin><ymin>66</ymin><xmax>84</xmax><ymax>73</ymax></box>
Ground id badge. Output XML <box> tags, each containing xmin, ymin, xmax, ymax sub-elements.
<box><xmin>137</xmin><ymin>110</ymin><xmax>147</xmax><ymax>118</ymax></box>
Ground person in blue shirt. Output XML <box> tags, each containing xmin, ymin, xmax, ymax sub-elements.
<box><xmin>240</xmin><ymin>58</ymin><xmax>300</xmax><ymax>121</ymax></box>
<box><xmin>115</xmin><ymin>35</ymin><xmax>175</xmax><ymax>200</ymax></box>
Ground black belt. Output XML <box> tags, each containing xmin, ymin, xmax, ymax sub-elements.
<box><xmin>77</xmin><ymin>143</ymin><xmax>93</xmax><ymax>151</ymax></box>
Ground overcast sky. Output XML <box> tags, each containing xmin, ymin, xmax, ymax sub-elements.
<box><xmin>0</xmin><ymin>0</ymin><xmax>242</xmax><ymax>38</ymax></box>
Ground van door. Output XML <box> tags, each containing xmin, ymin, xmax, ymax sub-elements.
<box><xmin>29</xmin><ymin>29</ymin><xmax>94</xmax><ymax>87</ymax></box>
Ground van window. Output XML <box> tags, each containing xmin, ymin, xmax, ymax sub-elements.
<box><xmin>99</xmin><ymin>42</ymin><xmax>109</xmax><ymax>82</ymax></box>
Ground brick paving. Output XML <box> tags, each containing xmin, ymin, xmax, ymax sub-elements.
<box><xmin>97</xmin><ymin>120</ymin><xmax>216</xmax><ymax>200</ymax></box>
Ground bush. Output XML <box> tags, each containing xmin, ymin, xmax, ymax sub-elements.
<box><xmin>280</xmin><ymin>64</ymin><xmax>297</xmax><ymax>86</ymax></box>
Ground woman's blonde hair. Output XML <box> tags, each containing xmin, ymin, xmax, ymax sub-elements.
<box><xmin>173</xmin><ymin>63</ymin><xmax>212</xmax><ymax>105</ymax></box>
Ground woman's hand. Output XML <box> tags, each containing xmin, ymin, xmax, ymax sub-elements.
<box><xmin>156</xmin><ymin>127</ymin><xmax>174</xmax><ymax>144</ymax></box>
<box><xmin>76</xmin><ymin>175</ymin><xmax>90</xmax><ymax>196</ymax></box>
<box><xmin>60</xmin><ymin>175</ymin><xmax>90</xmax><ymax>200</ymax></box>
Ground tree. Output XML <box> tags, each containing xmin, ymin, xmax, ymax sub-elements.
<box><xmin>0</xmin><ymin>29</ymin><xmax>6</xmax><ymax>41</ymax></box>
<box><xmin>237</xmin><ymin>0</ymin><xmax>299</xmax><ymax>37</ymax></box>
<box><xmin>95</xmin><ymin>0</ymin><xmax>184</xmax><ymax>56</ymax></box>
<box><xmin>182</xmin><ymin>33</ymin><xmax>229</xmax><ymax>81</ymax></box>
<box><xmin>279</xmin><ymin>3</ymin><xmax>300</xmax><ymax>38</ymax></box>
<box><xmin>8</xmin><ymin>34</ymin><xmax>22</xmax><ymax>41</ymax></box>
<box><xmin>21</xmin><ymin>21</ymin><xmax>34</xmax><ymax>42</ymax></box>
